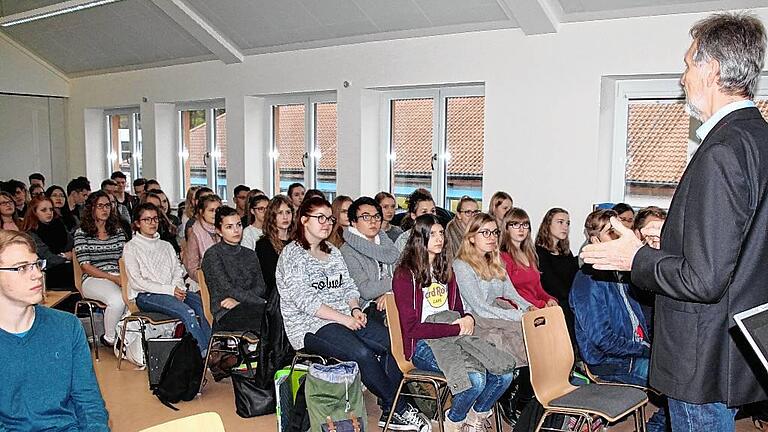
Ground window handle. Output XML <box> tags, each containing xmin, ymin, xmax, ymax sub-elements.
<box><xmin>431</xmin><ymin>153</ymin><xmax>438</xmax><ymax>171</ymax></box>
<box><xmin>203</xmin><ymin>151</ymin><xmax>210</xmax><ymax>167</ymax></box>
<box><xmin>302</xmin><ymin>152</ymin><xmax>308</xmax><ymax>168</ymax></box>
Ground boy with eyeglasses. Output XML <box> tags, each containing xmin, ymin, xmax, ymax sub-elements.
<box><xmin>0</xmin><ymin>230</ymin><xmax>109</xmax><ymax>431</ymax></box>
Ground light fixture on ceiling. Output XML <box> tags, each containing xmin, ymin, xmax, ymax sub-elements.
<box><xmin>0</xmin><ymin>0</ymin><xmax>124</xmax><ymax>27</ymax></box>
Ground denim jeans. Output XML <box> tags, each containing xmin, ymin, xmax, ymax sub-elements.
<box><xmin>667</xmin><ymin>399</ymin><xmax>736</xmax><ymax>432</ymax></box>
<box><xmin>597</xmin><ymin>357</ymin><xmax>667</xmax><ymax>432</ymax></box>
<box><xmin>411</xmin><ymin>340</ymin><xmax>514</xmax><ymax>422</ymax></box>
<box><xmin>304</xmin><ymin>321</ymin><xmax>405</xmax><ymax>414</ymax></box>
<box><xmin>136</xmin><ymin>292</ymin><xmax>211</xmax><ymax>355</ymax></box>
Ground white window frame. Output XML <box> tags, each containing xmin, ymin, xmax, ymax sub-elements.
<box><xmin>379</xmin><ymin>85</ymin><xmax>485</xmax><ymax>208</ymax></box>
<box><xmin>609</xmin><ymin>76</ymin><xmax>768</xmax><ymax>207</ymax></box>
<box><xmin>104</xmin><ymin>107</ymin><xmax>141</xmax><ymax>180</ymax></box>
<box><xmin>264</xmin><ymin>92</ymin><xmax>337</xmax><ymax>195</ymax></box>
<box><xmin>176</xmin><ymin>100</ymin><xmax>226</xmax><ymax>200</ymax></box>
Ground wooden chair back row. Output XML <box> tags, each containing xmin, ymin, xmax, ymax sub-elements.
<box><xmin>197</xmin><ymin>270</ymin><xmax>214</xmax><ymax>326</ymax></box>
<box><xmin>383</xmin><ymin>293</ymin><xmax>415</xmax><ymax>374</ymax></box>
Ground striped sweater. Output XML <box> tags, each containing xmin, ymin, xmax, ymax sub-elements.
<box><xmin>73</xmin><ymin>229</ymin><xmax>126</xmax><ymax>282</ymax></box>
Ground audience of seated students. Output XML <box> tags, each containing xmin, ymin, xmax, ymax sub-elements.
<box><xmin>232</xmin><ymin>184</ymin><xmax>251</xmax><ymax>221</ymax></box>
<box><xmin>202</xmin><ymin>206</ymin><xmax>267</xmax><ymax>334</ymax></box>
<box><xmin>28</xmin><ymin>184</ymin><xmax>44</xmax><ymax>200</ymax></box>
<box><xmin>132</xmin><ymin>178</ymin><xmax>147</xmax><ymax>202</ymax></box>
<box><xmin>64</xmin><ymin>177</ymin><xmax>91</xmax><ymax>230</ymax></box>
<box><xmin>28</xmin><ymin>172</ymin><xmax>45</xmax><ymax>188</ymax></box>
<box><xmin>339</xmin><ymin>196</ymin><xmax>399</xmax><ymax>322</ymax></box>
<box><xmin>255</xmin><ymin>195</ymin><xmax>295</xmax><ymax>298</ymax></box>
<box><xmin>74</xmin><ymin>191</ymin><xmax>127</xmax><ymax>347</ymax></box>
<box><xmin>241</xmin><ymin>194</ymin><xmax>269</xmax><ymax>250</ymax></box>
<box><xmin>499</xmin><ymin>208</ymin><xmax>558</xmax><ymax>309</ymax></box>
<box><xmin>570</xmin><ymin>208</ymin><xmax>667</xmax><ymax>432</ymax></box>
<box><xmin>178</xmin><ymin>185</ymin><xmax>200</xmax><ymax>244</ymax></box>
<box><xmin>240</xmin><ymin>188</ymin><xmax>266</xmax><ymax>228</ymax></box>
<box><xmin>395</xmin><ymin>189</ymin><xmax>437</xmax><ymax>251</ymax></box>
<box><xmin>612</xmin><ymin>202</ymin><xmax>635</xmax><ymax>230</ymax></box>
<box><xmin>105</xmin><ymin>190</ymin><xmax>132</xmax><ymax>241</ymax></box>
<box><xmin>534</xmin><ymin>207</ymin><xmax>580</xmax><ymax>348</ymax></box>
<box><xmin>142</xmin><ymin>191</ymin><xmax>180</xmax><ymax>254</ymax></box>
<box><xmin>0</xmin><ymin>230</ymin><xmax>109</xmax><ymax>431</ymax></box>
<box><xmin>123</xmin><ymin>203</ymin><xmax>210</xmax><ymax>355</ymax></box>
<box><xmin>287</xmin><ymin>182</ymin><xmax>305</xmax><ymax>208</ymax></box>
<box><xmin>328</xmin><ymin>195</ymin><xmax>352</xmax><ymax>248</ymax></box>
<box><xmin>184</xmin><ymin>187</ymin><xmax>214</xmax><ymax>241</ymax></box>
<box><xmin>375</xmin><ymin>191</ymin><xmax>403</xmax><ymax>243</ymax></box>
<box><xmin>46</xmin><ymin>184</ymin><xmax>79</xmax><ymax>238</ymax></box>
<box><xmin>0</xmin><ymin>191</ymin><xmax>21</xmax><ymax>231</ymax></box>
<box><xmin>276</xmin><ymin>196</ymin><xmax>430</xmax><ymax>431</ymax></box>
<box><xmin>110</xmin><ymin>171</ymin><xmax>136</xmax><ymax>217</ymax></box>
<box><xmin>444</xmin><ymin>195</ymin><xmax>479</xmax><ymax>264</ymax></box>
<box><xmin>22</xmin><ymin>196</ymin><xmax>75</xmax><ymax>290</ymax></box>
<box><xmin>183</xmin><ymin>194</ymin><xmax>221</xmax><ymax>289</ymax></box>
<box><xmin>393</xmin><ymin>214</ymin><xmax>513</xmax><ymax>431</ymax></box>
<box><xmin>631</xmin><ymin>206</ymin><xmax>667</xmax><ymax>332</ymax></box>
<box><xmin>144</xmin><ymin>179</ymin><xmax>161</xmax><ymax>193</ymax></box>
<box><xmin>487</xmin><ymin>191</ymin><xmax>513</xmax><ymax>229</ymax></box>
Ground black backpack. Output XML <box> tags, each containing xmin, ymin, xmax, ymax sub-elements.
<box><xmin>152</xmin><ymin>333</ymin><xmax>204</xmax><ymax>410</ymax></box>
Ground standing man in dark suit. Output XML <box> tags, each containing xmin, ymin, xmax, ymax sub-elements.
<box><xmin>582</xmin><ymin>12</ymin><xmax>768</xmax><ymax>431</ymax></box>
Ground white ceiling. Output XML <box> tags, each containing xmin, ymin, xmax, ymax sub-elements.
<box><xmin>0</xmin><ymin>0</ymin><xmax>765</xmax><ymax>76</ymax></box>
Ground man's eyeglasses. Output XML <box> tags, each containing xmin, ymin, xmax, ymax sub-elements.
<box><xmin>0</xmin><ymin>259</ymin><xmax>46</xmax><ymax>275</ymax></box>
<box><xmin>307</xmin><ymin>214</ymin><xmax>337</xmax><ymax>225</ymax></box>
<box><xmin>140</xmin><ymin>217</ymin><xmax>160</xmax><ymax>224</ymax></box>
<box><xmin>477</xmin><ymin>229</ymin><xmax>501</xmax><ymax>238</ymax></box>
<box><xmin>506</xmin><ymin>222</ymin><xmax>531</xmax><ymax>230</ymax></box>
<box><xmin>356</xmin><ymin>213</ymin><xmax>382</xmax><ymax>222</ymax></box>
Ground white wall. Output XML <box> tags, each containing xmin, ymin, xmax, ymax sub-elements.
<box><xmin>65</xmin><ymin>8</ymin><xmax>768</xmax><ymax>246</ymax></box>
<box><xmin>0</xmin><ymin>33</ymin><xmax>68</xmax><ymax>97</ymax></box>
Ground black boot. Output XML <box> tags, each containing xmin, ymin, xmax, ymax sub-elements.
<box><xmin>499</xmin><ymin>373</ymin><xmax>520</xmax><ymax>425</ymax></box>
<box><xmin>514</xmin><ymin>368</ymin><xmax>536</xmax><ymax>413</ymax></box>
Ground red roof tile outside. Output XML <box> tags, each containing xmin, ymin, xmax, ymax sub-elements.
<box><xmin>446</xmin><ymin>96</ymin><xmax>484</xmax><ymax>177</ymax></box>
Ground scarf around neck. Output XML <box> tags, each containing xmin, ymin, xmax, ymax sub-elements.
<box><xmin>192</xmin><ymin>219</ymin><xmax>218</xmax><ymax>259</ymax></box>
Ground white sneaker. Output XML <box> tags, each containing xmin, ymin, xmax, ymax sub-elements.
<box><xmin>464</xmin><ymin>408</ymin><xmax>493</xmax><ymax>432</ymax></box>
<box><xmin>399</xmin><ymin>404</ymin><xmax>432</xmax><ymax>432</ymax></box>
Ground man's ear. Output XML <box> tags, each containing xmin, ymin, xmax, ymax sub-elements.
<box><xmin>704</xmin><ymin>58</ymin><xmax>721</xmax><ymax>88</ymax></box>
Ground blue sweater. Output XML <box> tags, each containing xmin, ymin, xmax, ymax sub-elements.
<box><xmin>0</xmin><ymin>306</ymin><xmax>109</xmax><ymax>431</ymax></box>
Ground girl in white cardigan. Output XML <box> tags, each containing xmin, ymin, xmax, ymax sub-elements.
<box><xmin>123</xmin><ymin>203</ymin><xmax>211</xmax><ymax>355</ymax></box>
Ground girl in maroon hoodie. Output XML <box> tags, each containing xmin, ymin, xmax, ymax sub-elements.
<box><xmin>393</xmin><ymin>214</ymin><xmax>513</xmax><ymax>432</ymax></box>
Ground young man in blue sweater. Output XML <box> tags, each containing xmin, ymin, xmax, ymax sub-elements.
<box><xmin>0</xmin><ymin>230</ymin><xmax>109</xmax><ymax>431</ymax></box>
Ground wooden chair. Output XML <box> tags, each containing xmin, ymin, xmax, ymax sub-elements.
<box><xmin>382</xmin><ymin>293</ymin><xmax>504</xmax><ymax>432</ymax></box>
<box><xmin>522</xmin><ymin>306</ymin><xmax>649</xmax><ymax>432</ymax></box>
<box><xmin>138</xmin><ymin>412</ymin><xmax>225</xmax><ymax>432</ymax></box>
<box><xmin>72</xmin><ymin>253</ymin><xmax>107</xmax><ymax>361</ymax></box>
<box><xmin>582</xmin><ymin>363</ymin><xmax>663</xmax><ymax>397</ymax></box>
<box><xmin>197</xmin><ymin>269</ymin><xmax>259</xmax><ymax>393</ymax></box>
<box><xmin>117</xmin><ymin>258</ymin><xmax>181</xmax><ymax>377</ymax></box>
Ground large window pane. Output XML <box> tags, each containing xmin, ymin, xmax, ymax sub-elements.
<box><xmin>273</xmin><ymin>104</ymin><xmax>306</xmax><ymax>195</ymax></box>
<box><xmin>107</xmin><ymin>112</ymin><xmax>141</xmax><ymax>191</ymax></box>
<box><xmin>213</xmin><ymin>108</ymin><xmax>227</xmax><ymax>200</ymax></box>
<box><xmin>180</xmin><ymin>109</ymin><xmax>208</xmax><ymax>193</ymax></box>
<box><xmin>445</xmin><ymin>96</ymin><xmax>484</xmax><ymax>211</ymax></box>
<box><xmin>315</xmin><ymin>102</ymin><xmax>337</xmax><ymax>200</ymax></box>
<box><xmin>390</xmin><ymin>98</ymin><xmax>433</xmax><ymax>209</ymax></box>
<box><xmin>624</xmin><ymin>100</ymin><xmax>688</xmax><ymax>208</ymax></box>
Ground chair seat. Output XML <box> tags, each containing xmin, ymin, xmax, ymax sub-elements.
<box><xmin>212</xmin><ymin>331</ymin><xmax>259</xmax><ymax>344</ymax></box>
<box><xmin>77</xmin><ymin>298</ymin><xmax>107</xmax><ymax>308</ymax></box>
<box><xmin>129</xmin><ymin>311</ymin><xmax>180</xmax><ymax>324</ymax></box>
<box><xmin>549</xmin><ymin>384</ymin><xmax>647</xmax><ymax>420</ymax></box>
<box><xmin>404</xmin><ymin>369</ymin><xmax>448</xmax><ymax>381</ymax></box>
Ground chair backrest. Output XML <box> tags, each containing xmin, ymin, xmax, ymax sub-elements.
<box><xmin>521</xmin><ymin>306</ymin><xmax>576</xmax><ymax>406</ymax></box>
<box><xmin>383</xmin><ymin>293</ymin><xmax>415</xmax><ymax>374</ymax></box>
<box><xmin>197</xmin><ymin>269</ymin><xmax>214</xmax><ymax>326</ymax></box>
<box><xmin>118</xmin><ymin>258</ymin><xmax>138</xmax><ymax>313</ymax></box>
<box><xmin>72</xmin><ymin>252</ymin><xmax>83</xmax><ymax>294</ymax></box>
<box><xmin>139</xmin><ymin>412</ymin><xmax>225</xmax><ymax>432</ymax></box>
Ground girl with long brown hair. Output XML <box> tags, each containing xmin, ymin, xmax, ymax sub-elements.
<box><xmin>0</xmin><ymin>191</ymin><xmax>21</xmax><ymax>231</ymax></box>
<box><xmin>499</xmin><ymin>208</ymin><xmax>557</xmax><ymax>308</ymax></box>
<box><xmin>534</xmin><ymin>207</ymin><xmax>579</xmax><ymax>313</ymax></box>
<box><xmin>255</xmin><ymin>195</ymin><xmax>295</xmax><ymax>297</ymax></box>
<box><xmin>327</xmin><ymin>195</ymin><xmax>352</xmax><ymax>248</ymax></box>
<box><xmin>22</xmin><ymin>196</ymin><xmax>75</xmax><ymax>290</ymax></box>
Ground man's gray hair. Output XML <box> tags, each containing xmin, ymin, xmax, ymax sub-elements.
<box><xmin>691</xmin><ymin>12</ymin><xmax>766</xmax><ymax>99</ymax></box>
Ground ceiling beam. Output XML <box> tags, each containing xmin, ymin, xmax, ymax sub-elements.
<box><xmin>497</xmin><ymin>0</ymin><xmax>560</xmax><ymax>35</ymax></box>
<box><xmin>150</xmin><ymin>0</ymin><xmax>243</xmax><ymax>64</ymax></box>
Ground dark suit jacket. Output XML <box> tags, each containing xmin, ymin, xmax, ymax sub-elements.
<box><xmin>633</xmin><ymin>106</ymin><xmax>768</xmax><ymax>406</ymax></box>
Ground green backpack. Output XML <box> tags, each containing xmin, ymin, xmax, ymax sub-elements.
<box><xmin>305</xmin><ymin>361</ymin><xmax>367</xmax><ymax>432</ymax></box>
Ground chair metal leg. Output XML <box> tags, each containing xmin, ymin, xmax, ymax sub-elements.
<box><xmin>383</xmin><ymin>379</ymin><xmax>407</xmax><ymax>432</ymax></box>
<box><xmin>116</xmin><ymin>317</ymin><xmax>130</xmax><ymax>370</ymax></box>
<box><xmin>494</xmin><ymin>402</ymin><xmax>504</xmax><ymax>432</ymax></box>
<box><xmin>432</xmin><ymin>381</ymin><xmax>445</xmax><ymax>432</ymax></box>
<box><xmin>198</xmin><ymin>335</ymin><xmax>217</xmax><ymax>394</ymax></box>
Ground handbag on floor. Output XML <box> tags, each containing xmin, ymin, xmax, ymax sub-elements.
<box><xmin>305</xmin><ymin>361</ymin><xmax>367</xmax><ymax>432</ymax></box>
